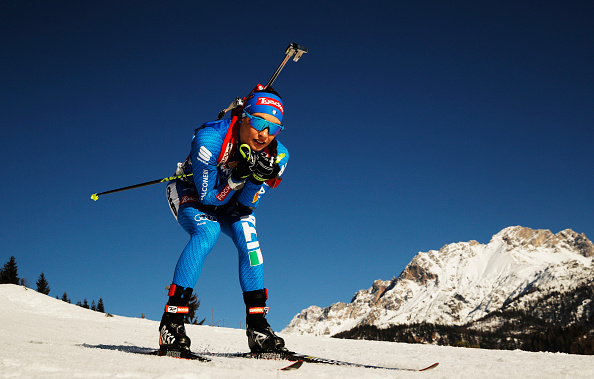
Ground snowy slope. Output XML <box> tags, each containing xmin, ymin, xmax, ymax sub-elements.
<box><xmin>1</xmin><ymin>284</ymin><xmax>594</xmax><ymax>378</ymax></box>
<box><xmin>283</xmin><ymin>226</ymin><xmax>594</xmax><ymax>336</ymax></box>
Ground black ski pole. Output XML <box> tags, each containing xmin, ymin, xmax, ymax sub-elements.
<box><xmin>90</xmin><ymin>173</ymin><xmax>193</xmax><ymax>201</ymax></box>
<box><xmin>217</xmin><ymin>43</ymin><xmax>308</xmax><ymax>119</ymax></box>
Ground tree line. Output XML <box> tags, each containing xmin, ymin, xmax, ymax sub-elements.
<box><xmin>334</xmin><ymin>320</ymin><xmax>593</xmax><ymax>355</ymax></box>
<box><xmin>2</xmin><ymin>256</ymin><xmax>208</xmax><ymax>322</ymax></box>
<box><xmin>1</xmin><ymin>256</ymin><xmax>106</xmax><ymax>314</ymax></box>
<box><xmin>333</xmin><ymin>281</ymin><xmax>594</xmax><ymax>355</ymax></box>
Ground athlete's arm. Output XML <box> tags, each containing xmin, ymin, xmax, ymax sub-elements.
<box><xmin>191</xmin><ymin>127</ymin><xmax>239</xmax><ymax>206</ymax></box>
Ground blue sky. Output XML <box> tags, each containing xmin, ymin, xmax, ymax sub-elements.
<box><xmin>2</xmin><ymin>1</ymin><xmax>593</xmax><ymax>333</ymax></box>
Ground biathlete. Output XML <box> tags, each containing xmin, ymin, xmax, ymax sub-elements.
<box><xmin>160</xmin><ymin>86</ymin><xmax>289</xmax><ymax>357</ymax></box>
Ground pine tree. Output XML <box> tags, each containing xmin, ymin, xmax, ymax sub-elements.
<box><xmin>82</xmin><ymin>298</ymin><xmax>89</xmax><ymax>309</ymax></box>
<box><xmin>91</xmin><ymin>300</ymin><xmax>96</xmax><ymax>311</ymax></box>
<box><xmin>19</xmin><ymin>277</ymin><xmax>30</xmax><ymax>288</ymax></box>
<box><xmin>0</xmin><ymin>256</ymin><xmax>19</xmax><ymax>284</ymax></box>
<box><xmin>97</xmin><ymin>298</ymin><xmax>105</xmax><ymax>313</ymax></box>
<box><xmin>36</xmin><ymin>272</ymin><xmax>50</xmax><ymax>295</ymax></box>
<box><xmin>185</xmin><ymin>293</ymin><xmax>206</xmax><ymax>325</ymax></box>
<box><xmin>61</xmin><ymin>292</ymin><xmax>71</xmax><ymax>303</ymax></box>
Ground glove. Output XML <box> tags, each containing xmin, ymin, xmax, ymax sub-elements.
<box><xmin>250</xmin><ymin>152</ymin><xmax>281</xmax><ymax>184</ymax></box>
<box><xmin>231</xmin><ymin>144</ymin><xmax>257</xmax><ymax>181</ymax></box>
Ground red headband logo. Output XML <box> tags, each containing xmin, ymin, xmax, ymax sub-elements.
<box><xmin>257</xmin><ymin>97</ymin><xmax>284</xmax><ymax>114</ymax></box>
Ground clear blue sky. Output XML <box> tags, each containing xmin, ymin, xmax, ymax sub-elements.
<box><xmin>2</xmin><ymin>1</ymin><xmax>593</xmax><ymax>333</ymax></box>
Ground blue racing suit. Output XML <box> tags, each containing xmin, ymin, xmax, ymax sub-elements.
<box><xmin>166</xmin><ymin>117</ymin><xmax>289</xmax><ymax>293</ymax></box>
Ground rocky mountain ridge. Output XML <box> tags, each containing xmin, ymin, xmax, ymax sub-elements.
<box><xmin>282</xmin><ymin>226</ymin><xmax>594</xmax><ymax>336</ymax></box>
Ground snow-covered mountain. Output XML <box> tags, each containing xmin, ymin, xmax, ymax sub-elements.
<box><xmin>283</xmin><ymin>226</ymin><xmax>594</xmax><ymax>337</ymax></box>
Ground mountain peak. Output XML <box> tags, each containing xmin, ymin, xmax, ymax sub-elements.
<box><xmin>494</xmin><ymin>226</ymin><xmax>594</xmax><ymax>257</ymax></box>
<box><xmin>283</xmin><ymin>226</ymin><xmax>594</xmax><ymax>336</ymax></box>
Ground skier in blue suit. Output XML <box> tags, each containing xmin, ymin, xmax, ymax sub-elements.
<box><xmin>160</xmin><ymin>86</ymin><xmax>290</xmax><ymax>356</ymax></box>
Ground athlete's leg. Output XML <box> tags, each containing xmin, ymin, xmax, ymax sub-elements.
<box><xmin>159</xmin><ymin>204</ymin><xmax>220</xmax><ymax>353</ymax></box>
<box><xmin>166</xmin><ymin>180</ymin><xmax>221</xmax><ymax>287</ymax></box>
<box><xmin>221</xmin><ymin>212</ymin><xmax>264</xmax><ymax>292</ymax></box>
<box><xmin>172</xmin><ymin>206</ymin><xmax>221</xmax><ymax>288</ymax></box>
<box><xmin>221</xmin><ymin>209</ymin><xmax>283</xmax><ymax>352</ymax></box>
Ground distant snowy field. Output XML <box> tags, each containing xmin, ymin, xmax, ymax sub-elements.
<box><xmin>1</xmin><ymin>284</ymin><xmax>592</xmax><ymax>378</ymax></box>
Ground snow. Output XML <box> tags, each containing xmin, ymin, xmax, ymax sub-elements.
<box><xmin>1</xmin><ymin>284</ymin><xmax>593</xmax><ymax>378</ymax></box>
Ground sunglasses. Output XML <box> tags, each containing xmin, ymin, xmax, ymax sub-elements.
<box><xmin>242</xmin><ymin>112</ymin><xmax>284</xmax><ymax>136</ymax></box>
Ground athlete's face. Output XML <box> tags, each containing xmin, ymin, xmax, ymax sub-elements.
<box><xmin>239</xmin><ymin>112</ymin><xmax>280</xmax><ymax>152</ymax></box>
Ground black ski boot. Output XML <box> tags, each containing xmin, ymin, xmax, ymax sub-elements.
<box><xmin>159</xmin><ymin>284</ymin><xmax>192</xmax><ymax>357</ymax></box>
<box><xmin>244</xmin><ymin>289</ymin><xmax>286</xmax><ymax>353</ymax></box>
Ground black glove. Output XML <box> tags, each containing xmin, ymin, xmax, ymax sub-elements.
<box><xmin>232</xmin><ymin>144</ymin><xmax>257</xmax><ymax>181</ymax></box>
<box><xmin>250</xmin><ymin>152</ymin><xmax>281</xmax><ymax>184</ymax></box>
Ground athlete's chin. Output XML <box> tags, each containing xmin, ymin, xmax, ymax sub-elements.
<box><xmin>248</xmin><ymin>140</ymin><xmax>270</xmax><ymax>152</ymax></box>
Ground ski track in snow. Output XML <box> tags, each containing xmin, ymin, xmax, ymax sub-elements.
<box><xmin>1</xmin><ymin>284</ymin><xmax>592</xmax><ymax>378</ymax></box>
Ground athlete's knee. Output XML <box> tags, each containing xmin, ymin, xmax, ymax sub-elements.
<box><xmin>178</xmin><ymin>207</ymin><xmax>219</xmax><ymax>234</ymax></box>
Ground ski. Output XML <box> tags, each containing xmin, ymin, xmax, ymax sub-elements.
<box><xmin>279</xmin><ymin>360</ymin><xmax>304</xmax><ymax>371</ymax></box>
<box><xmin>143</xmin><ymin>348</ymin><xmax>212</xmax><ymax>362</ymax></box>
<box><xmin>83</xmin><ymin>343</ymin><xmax>435</xmax><ymax>371</ymax></box>
<box><xmin>204</xmin><ymin>350</ymin><xmax>439</xmax><ymax>372</ymax></box>
<box><xmin>284</xmin><ymin>352</ymin><xmax>438</xmax><ymax>372</ymax></box>
<box><xmin>123</xmin><ymin>348</ymin><xmax>303</xmax><ymax>370</ymax></box>
<box><xmin>82</xmin><ymin>344</ymin><xmax>302</xmax><ymax>370</ymax></box>
<box><xmin>82</xmin><ymin>344</ymin><xmax>210</xmax><ymax>362</ymax></box>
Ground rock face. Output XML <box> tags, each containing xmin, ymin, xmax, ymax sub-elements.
<box><xmin>283</xmin><ymin>226</ymin><xmax>594</xmax><ymax>336</ymax></box>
